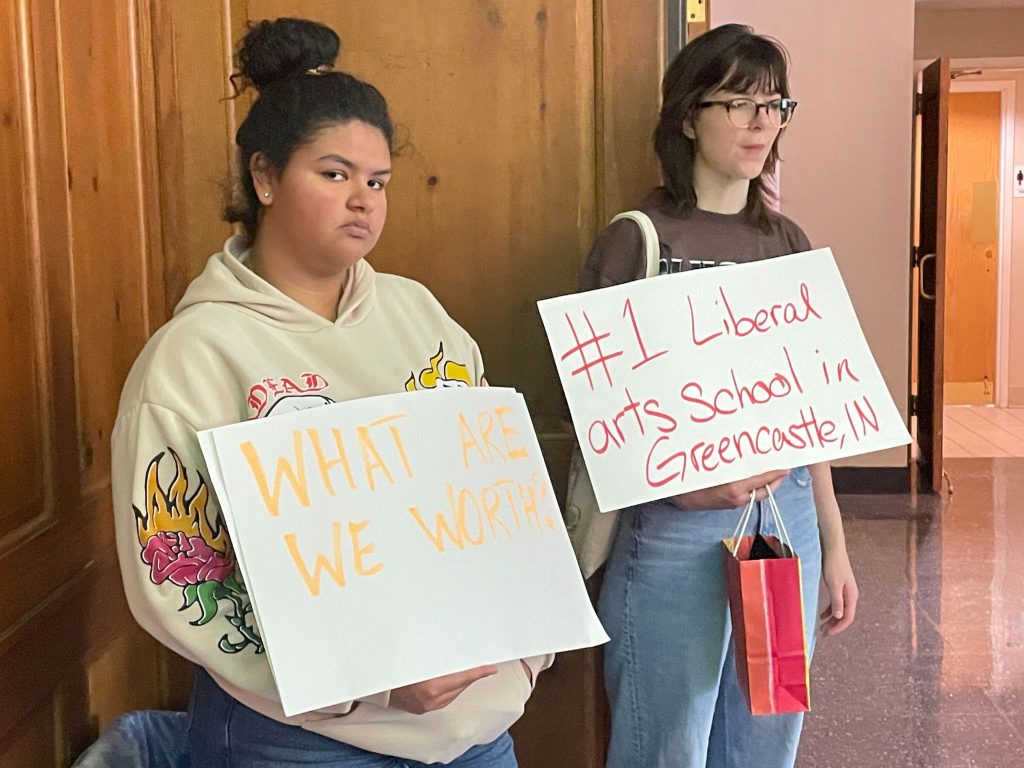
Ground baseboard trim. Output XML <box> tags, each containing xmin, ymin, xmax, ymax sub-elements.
<box><xmin>830</xmin><ymin>466</ymin><xmax>911</xmax><ymax>494</ymax></box>
<box><xmin>1009</xmin><ymin>384</ymin><xmax>1024</xmax><ymax>407</ymax></box>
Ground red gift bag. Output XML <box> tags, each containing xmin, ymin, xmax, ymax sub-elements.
<box><xmin>722</xmin><ymin>487</ymin><xmax>811</xmax><ymax>716</ymax></box>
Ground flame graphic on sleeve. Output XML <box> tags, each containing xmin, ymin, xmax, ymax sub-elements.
<box><xmin>134</xmin><ymin>449</ymin><xmax>229</xmax><ymax>554</ymax></box>
<box><xmin>405</xmin><ymin>342</ymin><xmax>473</xmax><ymax>391</ymax></box>
<box><xmin>131</xmin><ymin>448</ymin><xmax>262</xmax><ymax>654</ymax></box>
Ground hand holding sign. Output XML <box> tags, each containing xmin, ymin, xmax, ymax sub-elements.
<box><xmin>671</xmin><ymin>468</ymin><xmax>790</xmax><ymax>511</ymax></box>
<box><xmin>391</xmin><ymin>665</ymin><xmax>499</xmax><ymax>715</ymax></box>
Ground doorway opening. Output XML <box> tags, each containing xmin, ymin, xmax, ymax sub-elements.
<box><xmin>912</xmin><ymin>60</ymin><xmax>1024</xmax><ymax>483</ymax></box>
<box><xmin>944</xmin><ymin>76</ymin><xmax>1013</xmax><ymax>408</ymax></box>
<box><xmin>943</xmin><ymin>74</ymin><xmax>1024</xmax><ymax>459</ymax></box>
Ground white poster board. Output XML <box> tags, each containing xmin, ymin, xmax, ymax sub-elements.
<box><xmin>538</xmin><ymin>248</ymin><xmax>911</xmax><ymax>512</ymax></box>
<box><xmin>199</xmin><ymin>387</ymin><xmax>607</xmax><ymax>716</ymax></box>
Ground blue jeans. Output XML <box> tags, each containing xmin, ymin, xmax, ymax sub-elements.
<box><xmin>185</xmin><ymin>667</ymin><xmax>518</xmax><ymax>768</ymax></box>
<box><xmin>597</xmin><ymin>467</ymin><xmax>822</xmax><ymax>768</ymax></box>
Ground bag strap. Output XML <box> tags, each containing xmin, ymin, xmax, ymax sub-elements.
<box><xmin>728</xmin><ymin>486</ymin><xmax>796</xmax><ymax>557</ymax></box>
<box><xmin>610</xmin><ymin>210</ymin><xmax>660</xmax><ymax>279</ymax></box>
<box><xmin>764</xmin><ymin>485</ymin><xmax>795</xmax><ymax>555</ymax></box>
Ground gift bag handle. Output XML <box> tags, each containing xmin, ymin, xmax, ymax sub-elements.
<box><xmin>764</xmin><ymin>484</ymin><xmax>795</xmax><ymax>556</ymax></box>
<box><xmin>728</xmin><ymin>485</ymin><xmax>795</xmax><ymax>557</ymax></box>
<box><xmin>728</xmin><ymin>490</ymin><xmax>759</xmax><ymax>552</ymax></box>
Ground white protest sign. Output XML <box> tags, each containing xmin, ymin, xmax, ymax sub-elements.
<box><xmin>199</xmin><ymin>387</ymin><xmax>608</xmax><ymax>716</ymax></box>
<box><xmin>538</xmin><ymin>248</ymin><xmax>911</xmax><ymax>512</ymax></box>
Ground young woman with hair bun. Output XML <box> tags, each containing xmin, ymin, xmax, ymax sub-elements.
<box><xmin>113</xmin><ymin>17</ymin><xmax>547</xmax><ymax>767</ymax></box>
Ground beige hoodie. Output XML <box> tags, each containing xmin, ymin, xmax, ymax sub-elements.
<box><xmin>112</xmin><ymin>236</ymin><xmax>552</xmax><ymax>763</ymax></box>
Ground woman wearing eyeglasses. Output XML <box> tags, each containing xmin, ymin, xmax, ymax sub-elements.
<box><xmin>579</xmin><ymin>24</ymin><xmax>858</xmax><ymax>768</ymax></box>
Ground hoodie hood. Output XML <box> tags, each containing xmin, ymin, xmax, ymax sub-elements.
<box><xmin>174</xmin><ymin>235</ymin><xmax>378</xmax><ymax>331</ymax></box>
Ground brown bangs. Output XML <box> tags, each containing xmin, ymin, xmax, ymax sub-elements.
<box><xmin>711</xmin><ymin>37</ymin><xmax>789</xmax><ymax>98</ymax></box>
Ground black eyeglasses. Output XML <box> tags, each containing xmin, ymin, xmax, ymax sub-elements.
<box><xmin>696</xmin><ymin>97</ymin><xmax>798</xmax><ymax>128</ymax></box>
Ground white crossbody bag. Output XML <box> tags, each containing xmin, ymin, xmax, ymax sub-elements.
<box><xmin>565</xmin><ymin>210</ymin><xmax>661</xmax><ymax>578</ymax></box>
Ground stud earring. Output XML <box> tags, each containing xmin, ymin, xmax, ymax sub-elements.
<box><xmin>262</xmin><ymin>191</ymin><xmax>271</xmax><ymax>198</ymax></box>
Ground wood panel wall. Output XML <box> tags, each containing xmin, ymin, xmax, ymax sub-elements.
<box><xmin>0</xmin><ymin>1</ymin><xmax>663</xmax><ymax>765</ymax></box>
<box><xmin>0</xmin><ymin>1</ymin><xmax>192</xmax><ymax>765</ymax></box>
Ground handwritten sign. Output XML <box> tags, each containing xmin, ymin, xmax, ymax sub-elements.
<box><xmin>198</xmin><ymin>388</ymin><xmax>607</xmax><ymax>716</ymax></box>
<box><xmin>538</xmin><ymin>248</ymin><xmax>911</xmax><ymax>512</ymax></box>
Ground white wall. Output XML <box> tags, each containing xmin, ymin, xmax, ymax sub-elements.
<box><xmin>714</xmin><ymin>1</ymin><xmax>916</xmax><ymax>467</ymax></box>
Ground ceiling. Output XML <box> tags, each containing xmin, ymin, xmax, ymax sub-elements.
<box><xmin>916</xmin><ymin>0</ymin><xmax>1024</xmax><ymax>9</ymax></box>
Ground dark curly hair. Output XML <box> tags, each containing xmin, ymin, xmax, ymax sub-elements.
<box><xmin>224</xmin><ymin>18</ymin><xmax>395</xmax><ymax>238</ymax></box>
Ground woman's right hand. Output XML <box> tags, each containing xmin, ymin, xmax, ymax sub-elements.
<box><xmin>389</xmin><ymin>665</ymin><xmax>499</xmax><ymax>714</ymax></box>
<box><xmin>669</xmin><ymin>469</ymin><xmax>790</xmax><ymax>511</ymax></box>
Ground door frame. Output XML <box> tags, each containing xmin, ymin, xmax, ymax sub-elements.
<box><xmin>914</xmin><ymin>57</ymin><xmax>950</xmax><ymax>493</ymax></box>
<box><xmin>947</xmin><ymin>77</ymin><xmax>1015</xmax><ymax>408</ymax></box>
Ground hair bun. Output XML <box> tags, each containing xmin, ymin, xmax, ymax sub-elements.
<box><xmin>236</xmin><ymin>18</ymin><xmax>340</xmax><ymax>90</ymax></box>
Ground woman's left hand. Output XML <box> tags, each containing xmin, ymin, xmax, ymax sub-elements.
<box><xmin>819</xmin><ymin>543</ymin><xmax>858</xmax><ymax>637</ymax></box>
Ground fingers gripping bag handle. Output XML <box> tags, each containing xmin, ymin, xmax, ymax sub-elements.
<box><xmin>727</xmin><ymin>486</ymin><xmax>796</xmax><ymax>559</ymax></box>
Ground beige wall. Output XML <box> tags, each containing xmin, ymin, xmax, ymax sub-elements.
<box><xmin>714</xmin><ymin>1</ymin><xmax>916</xmax><ymax>467</ymax></box>
<box><xmin>951</xmin><ymin>71</ymin><xmax>1024</xmax><ymax>406</ymax></box>
<box><xmin>916</xmin><ymin>8</ymin><xmax>1024</xmax><ymax>60</ymax></box>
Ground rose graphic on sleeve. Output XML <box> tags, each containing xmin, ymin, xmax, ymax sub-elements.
<box><xmin>142</xmin><ymin>531</ymin><xmax>234</xmax><ymax>586</ymax></box>
<box><xmin>133</xmin><ymin>449</ymin><xmax>263</xmax><ymax>654</ymax></box>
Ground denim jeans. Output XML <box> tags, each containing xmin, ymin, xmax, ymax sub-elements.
<box><xmin>597</xmin><ymin>467</ymin><xmax>822</xmax><ymax>768</ymax></box>
<box><xmin>185</xmin><ymin>667</ymin><xmax>518</xmax><ymax>768</ymax></box>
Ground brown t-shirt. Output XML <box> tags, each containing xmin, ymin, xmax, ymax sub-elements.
<box><xmin>579</xmin><ymin>187</ymin><xmax>812</xmax><ymax>290</ymax></box>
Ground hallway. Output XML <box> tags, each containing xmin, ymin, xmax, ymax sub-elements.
<box><xmin>944</xmin><ymin>407</ymin><xmax>1024</xmax><ymax>458</ymax></box>
<box><xmin>798</xmin><ymin>458</ymin><xmax>1024</xmax><ymax>767</ymax></box>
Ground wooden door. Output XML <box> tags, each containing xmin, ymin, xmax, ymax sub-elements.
<box><xmin>915</xmin><ymin>57</ymin><xmax>950</xmax><ymax>493</ymax></box>
<box><xmin>944</xmin><ymin>91</ymin><xmax>1000</xmax><ymax>405</ymax></box>
<box><xmin>0</xmin><ymin>1</ymin><xmax>192</xmax><ymax>765</ymax></box>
